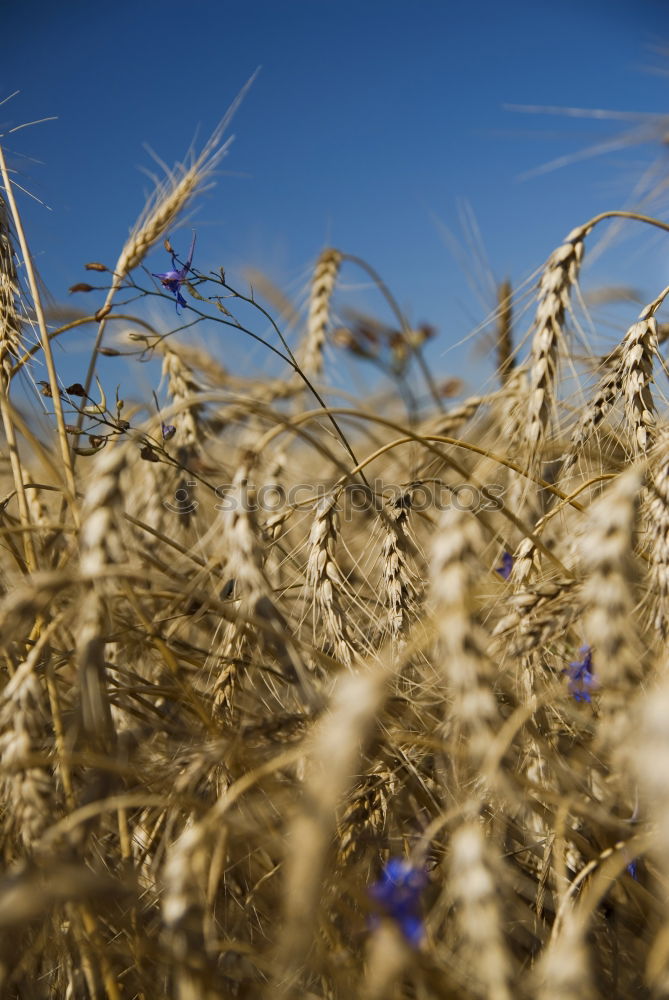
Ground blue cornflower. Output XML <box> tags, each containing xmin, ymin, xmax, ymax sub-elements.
<box><xmin>495</xmin><ymin>552</ymin><xmax>514</xmax><ymax>580</ymax></box>
<box><xmin>627</xmin><ymin>860</ymin><xmax>638</xmax><ymax>880</ymax></box>
<box><xmin>369</xmin><ymin>858</ymin><xmax>427</xmax><ymax>947</ymax></box>
<box><xmin>161</xmin><ymin>422</ymin><xmax>177</xmax><ymax>441</ymax></box>
<box><xmin>564</xmin><ymin>645</ymin><xmax>595</xmax><ymax>703</ymax></box>
<box><xmin>153</xmin><ymin>233</ymin><xmax>196</xmax><ymax>313</ymax></box>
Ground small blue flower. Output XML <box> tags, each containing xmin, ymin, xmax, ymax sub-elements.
<box><xmin>153</xmin><ymin>233</ymin><xmax>196</xmax><ymax>313</ymax></box>
<box><xmin>564</xmin><ymin>645</ymin><xmax>595</xmax><ymax>702</ymax></box>
<box><xmin>627</xmin><ymin>860</ymin><xmax>638</xmax><ymax>880</ymax></box>
<box><xmin>495</xmin><ymin>552</ymin><xmax>513</xmax><ymax>580</ymax></box>
<box><xmin>369</xmin><ymin>858</ymin><xmax>427</xmax><ymax>947</ymax></box>
<box><xmin>161</xmin><ymin>422</ymin><xmax>177</xmax><ymax>441</ymax></box>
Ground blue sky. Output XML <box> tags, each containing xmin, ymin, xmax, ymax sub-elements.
<box><xmin>2</xmin><ymin>0</ymin><xmax>669</xmax><ymax>398</ymax></box>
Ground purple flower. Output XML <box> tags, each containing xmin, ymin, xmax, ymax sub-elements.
<box><xmin>495</xmin><ymin>552</ymin><xmax>513</xmax><ymax>580</ymax></box>
<box><xmin>627</xmin><ymin>860</ymin><xmax>638</xmax><ymax>880</ymax></box>
<box><xmin>369</xmin><ymin>858</ymin><xmax>427</xmax><ymax>947</ymax></box>
<box><xmin>161</xmin><ymin>422</ymin><xmax>177</xmax><ymax>441</ymax></box>
<box><xmin>153</xmin><ymin>233</ymin><xmax>196</xmax><ymax>312</ymax></box>
<box><xmin>564</xmin><ymin>645</ymin><xmax>595</xmax><ymax>702</ymax></box>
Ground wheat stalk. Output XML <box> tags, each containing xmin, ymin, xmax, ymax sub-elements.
<box><xmin>496</xmin><ymin>278</ymin><xmax>514</xmax><ymax>386</ymax></box>
<box><xmin>0</xmin><ymin>194</ymin><xmax>38</xmax><ymax>571</ymax></box>
<box><xmin>0</xmin><ymin>146</ymin><xmax>77</xmax><ymax>520</ymax></box>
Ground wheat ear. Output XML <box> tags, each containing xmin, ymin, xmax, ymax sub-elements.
<box><xmin>580</xmin><ymin>466</ymin><xmax>642</xmax><ymax>748</ymax></box>
<box><xmin>620</xmin><ymin>297</ymin><xmax>662</xmax><ymax>456</ymax></box>
<box><xmin>451</xmin><ymin>821</ymin><xmax>513</xmax><ymax>1000</ymax></box>
<box><xmin>429</xmin><ymin>507</ymin><xmax>498</xmax><ymax>774</ymax></box>
<box><xmin>630</xmin><ymin>671</ymin><xmax>669</xmax><ymax>994</ymax></box>
<box><xmin>77</xmin><ymin>444</ymin><xmax>128</xmax><ymax>753</ymax></box>
<box><xmin>382</xmin><ymin>488</ymin><xmax>417</xmax><ymax>646</ymax></box>
<box><xmin>81</xmin><ymin>71</ymin><xmax>258</xmax><ymax>404</ymax></box>
<box><xmin>275</xmin><ymin>663</ymin><xmax>393</xmax><ymax>997</ymax></box>
<box><xmin>523</xmin><ymin>226</ymin><xmax>586</xmax><ymax>470</ymax></box>
<box><xmin>300</xmin><ymin>248</ymin><xmax>342</xmax><ymax>377</ymax></box>
<box><xmin>0</xmin><ymin>633</ymin><xmax>55</xmax><ymax>849</ymax></box>
<box><xmin>306</xmin><ymin>493</ymin><xmax>354</xmax><ymax>668</ymax></box>
<box><xmin>647</xmin><ymin>428</ymin><xmax>669</xmax><ymax>636</ymax></box>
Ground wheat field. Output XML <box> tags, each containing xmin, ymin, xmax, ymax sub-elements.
<box><xmin>1</xmin><ymin>98</ymin><xmax>669</xmax><ymax>1000</ymax></box>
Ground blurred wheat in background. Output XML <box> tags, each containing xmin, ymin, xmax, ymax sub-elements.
<box><xmin>4</xmin><ymin>75</ymin><xmax>669</xmax><ymax>1000</ymax></box>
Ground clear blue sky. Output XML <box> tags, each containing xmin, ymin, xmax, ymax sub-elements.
<box><xmin>2</xmin><ymin>0</ymin><xmax>669</xmax><ymax>397</ymax></box>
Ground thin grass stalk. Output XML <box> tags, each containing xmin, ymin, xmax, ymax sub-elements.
<box><xmin>0</xmin><ymin>192</ymin><xmax>36</xmax><ymax>570</ymax></box>
<box><xmin>0</xmin><ymin>143</ymin><xmax>77</xmax><ymax>519</ymax></box>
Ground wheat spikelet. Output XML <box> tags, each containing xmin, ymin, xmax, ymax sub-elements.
<box><xmin>420</xmin><ymin>393</ymin><xmax>486</xmax><ymax>440</ymax></box>
<box><xmin>300</xmin><ymin>248</ymin><xmax>342</xmax><ymax>377</ymax></box>
<box><xmin>630</xmin><ymin>670</ymin><xmax>669</xmax><ymax>993</ymax></box>
<box><xmin>520</xmin><ymin>349</ymin><xmax>624</xmax><ymax>582</ymax></box>
<box><xmin>580</xmin><ymin>466</ymin><xmax>642</xmax><ymax>747</ymax></box>
<box><xmin>164</xmin><ymin>340</ymin><xmax>229</xmax><ymax>388</ymax></box>
<box><xmin>491</xmin><ymin>578</ymin><xmax>577</xmax><ymax>656</ymax></box>
<box><xmin>79</xmin><ymin>447</ymin><xmax>127</xmax><ymax>577</ymax></box>
<box><xmin>523</xmin><ymin>226</ymin><xmax>586</xmax><ymax>469</ymax></box>
<box><xmin>275</xmin><ymin>664</ymin><xmax>391</xmax><ymax>996</ymax></box>
<box><xmin>558</xmin><ymin>357</ymin><xmax>622</xmax><ymax>489</ymax></box>
<box><xmin>510</xmin><ymin>534</ymin><xmax>541</xmax><ymax>586</ymax></box>
<box><xmin>381</xmin><ymin>488</ymin><xmax>417</xmax><ymax>645</ymax></box>
<box><xmin>160</xmin><ymin>342</ymin><xmax>204</xmax><ymax>453</ymax></box>
<box><xmin>212</xmin><ymin>460</ymin><xmax>265</xmax><ymax>715</ymax></box>
<box><xmin>537</xmin><ymin>911</ymin><xmax>593</xmax><ymax>1000</ymax></box>
<box><xmin>213</xmin><ymin>460</ymin><xmax>311</xmax><ymax>714</ymax></box>
<box><xmin>0</xmin><ymin>640</ymin><xmax>55</xmax><ymax>849</ymax></box>
<box><xmin>306</xmin><ymin>493</ymin><xmax>354</xmax><ymax>669</ymax></box>
<box><xmin>429</xmin><ymin>507</ymin><xmax>498</xmax><ymax>773</ymax></box>
<box><xmin>450</xmin><ymin>821</ymin><xmax>512</xmax><ymax>1000</ymax></box>
<box><xmin>162</xmin><ymin>818</ymin><xmax>213</xmax><ymax>996</ymax></box>
<box><xmin>82</xmin><ymin>73</ymin><xmax>258</xmax><ymax>407</ymax></box>
<box><xmin>124</xmin><ymin>340</ymin><xmax>206</xmax><ymax>537</ymax></box>
<box><xmin>362</xmin><ymin>921</ymin><xmax>412</xmax><ymax>1000</ymax></box>
<box><xmin>647</xmin><ymin>428</ymin><xmax>669</xmax><ymax>636</ymax></box>
<box><xmin>337</xmin><ymin>760</ymin><xmax>395</xmax><ymax>865</ymax></box>
<box><xmin>620</xmin><ymin>305</ymin><xmax>658</xmax><ymax>455</ymax></box>
<box><xmin>77</xmin><ymin>444</ymin><xmax>128</xmax><ymax>753</ymax></box>
<box><xmin>0</xmin><ymin>195</ymin><xmax>21</xmax><ymax>388</ymax></box>
<box><xmin>117</xmin><ymin>74</ymin><xmax>256</xmax><ymax>280</ymax></box>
